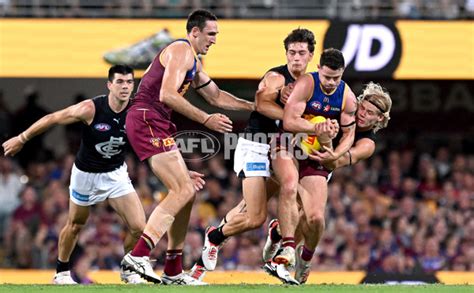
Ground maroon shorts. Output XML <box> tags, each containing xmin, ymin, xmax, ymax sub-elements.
<box><xmin>298</xmin><ymin>158</ymin><xmax>331</xmax><ymax>179</ymax></box>
<box><xmin>126</xmin><ymin>106</ymin><xmax>178</xmax><ymax>161</ymax></box>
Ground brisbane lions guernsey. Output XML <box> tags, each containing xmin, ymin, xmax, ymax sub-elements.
<box><xmin>131</xmin><ymin>39</ymin><xmax>197</xmax><ymax>119</ymax></box>
<box><xmin>303</xmin><ymin>72</ymin><xmax>347</xmax><ymax>122</ymax></box>
<box><xmin>75</xmin><ymin>95</ymin><xmax>129</xmax><ymax>173</ymax></box>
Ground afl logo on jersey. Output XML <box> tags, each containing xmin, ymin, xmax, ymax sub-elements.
<box><xmin>94</xmin><ymin>123</ymin><xmax>111</xmax><ymax>132</ymax></box>
<box><xmin>311</xmin><ymin>101</ymin><xmax>322</xmax><ymax>110</ymax></box>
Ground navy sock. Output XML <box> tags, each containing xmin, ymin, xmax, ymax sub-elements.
<box><xmin>208</xmin><ymin>227</ymin><xmax>227</xmax><ymax>245</ymax></box>
<box><xmin>56</xmin><ymin>259</ymin><xmax>70</xmax><ymax>273</ymax></box>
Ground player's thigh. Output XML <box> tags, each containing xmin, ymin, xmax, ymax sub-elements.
<box><xmin>108</xmin><ymin>192</ymin><xmax>146</xmax><ymax>231</ymax></box>
<box><xmin>148</xmin><ymin>150</ymin><xmax>192</xmax><ymax>192</ymax></box>
<box><xmin>272</xmin><ymin>151</ymin><xmax>298</xmax><ymax>190</ymax></box>
<box><xmin>67</xmin><ymin>199</ymin><xmax>90</xmax><ymax>225</ymax></box>
<box><xmin>241</xmin><ymin>176</ymin><xmax>267</xmax><ymax>218</ymax></box>
<box><xmin>298</xmin><ymin>175</ymin><xmax>328</xmax><ymax>219</ymax></box>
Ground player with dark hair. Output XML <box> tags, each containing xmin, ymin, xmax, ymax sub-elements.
<box><xmin>271</xmin><ymin>48</ymin><xmax>357</xmax><ymax>271</ymax></box>
<box><xmin>121</xmin><ymin>9</ymin><xmax>254</xmax><ymax>285</ymax></box>
<box><xmin>3</xmin><ymin>65</ymin><xmax>150</xmax><ymax>284</ymax></box>
<box><xmin>189</xmin><ymin>28</ymin><xmax>334</xmax><ymax>284</ymax></box>
<box><xmin>265</xmin><ymin>81</ymin><xmax>392</xmax><ymax>284</ymax></box>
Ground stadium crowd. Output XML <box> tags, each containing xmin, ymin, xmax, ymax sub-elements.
<box><xmin>0</xmin><ymin>91</ymin><xmax>472</xmax><ymax>280</ymax></box>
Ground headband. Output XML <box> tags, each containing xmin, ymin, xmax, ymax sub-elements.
<box><xmin>367</xmin><ymin>99</ymin><xmax>385</xmax><ymax>114</ymax></box>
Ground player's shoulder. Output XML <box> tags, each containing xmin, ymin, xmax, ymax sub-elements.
<box><xmin>295</xmin><ymin>72</ymin><xmax>314</xmax><ymax>85</ymax></box>
<box><xmin>77</xmin><ymin>98</ymin><xmax>95</xmax><ymax>111</ymax></box>
<box><xmin>343</xmin><ymin>81</ymin><xmax>355</xmax><ymax>96</ymax></box>
<box><xmin>259</xmin><ymin>71</ymin><xmax>284</xmax><ymax>89</ymax></box>
<box><xmin>166</xmin><ymin>40</ymin><xmax>193</xmax><ymax>55</ymax></box>
<box><xmin>263</xmin><ymin>70</ymin><xmax>285</xmax><ymax>82</ymax></box>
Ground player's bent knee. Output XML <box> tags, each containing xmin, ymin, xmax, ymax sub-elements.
<box><xmin>280</xmin><ymin>182</ymin><xmax>298</xmax><ymax>198</ymax></box>
<box><xmin>248</xmin><ymin>213</ymin><xmax>267</xmax><ymax>230</ymax></box>
<box><xmin>306</xmin><ymin>214</ymin><xmax>325</xmax><ymax>230</ymax></box>
<box><xmin>181</xmin><ymin>181</ymin><xmax>195</xmax><ymax>201</ymax></box>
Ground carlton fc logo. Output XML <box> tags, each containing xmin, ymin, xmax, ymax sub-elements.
<box><xmin>94</xmin><ymin>123</ymin><xmax>111</xmax><ymax>131</ymax></box>
<box><xmin>311</xmin><ymin>101</ymin><xmax>322</xmax><ymax>110</ymax></box>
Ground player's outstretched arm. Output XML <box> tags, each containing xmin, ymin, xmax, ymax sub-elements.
<box><xmin>159</xmin><ymin>43</ymin><xmax>232</xmax><ymax>133</ymax></box>
<box><xmin>2</xmin><ymin>100</ymin><xmax>94</xmax><ymax>156</ymax></box>
<box><xmin>319</xmin><ymin>137</ymin><xmax>375</xmax><ymax>170</ymax></box>
<box><xmin>194</xmin><ymin>71</ymin><xmax>254</xmax><ymax>111</ymax></box>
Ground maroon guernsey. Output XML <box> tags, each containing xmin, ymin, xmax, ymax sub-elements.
<box><xmin>126</xmin><ymin>39</ymin><xmax>198</xmax><ymax>161</ymax></box>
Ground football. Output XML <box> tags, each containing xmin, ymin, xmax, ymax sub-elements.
<box><xmin>300</xmin><ymin>115</ymin><xmax>326</xmax><ymax>154</ymax></box>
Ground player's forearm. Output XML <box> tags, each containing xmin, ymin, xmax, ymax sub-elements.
<box><xmin>161</xmin><ymin>91</ymin><xmax>208</xmax><ymax>123</ymax></box>
<box><xmin>256</xmin><ymin>100</ymin><xmax>283</xmax><ymax>120</ymax></box>
<box><xmin>325</xmin><ymin>152</ymin><xmax>350</xmax><ymax>170</ymax></box>
<box><xmin>21</xmin><ymin>113</ymin><xmax>57</xmax><ymax>142</ymax></box>
<box><xmin>283</xmin><ymin>117</ymin><xmax>315</xmax><ymax>134</ymax></box>
<box><xmin>332</xmin><ymin>129</ymin><xmax>355</xmax><ymax>159</ymax></box>
<box><xmin>213</xmin><ymin>90</ymin><xmax>254</xmax><ymax>111</ymax></box>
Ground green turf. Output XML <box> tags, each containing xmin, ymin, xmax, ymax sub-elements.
<box><xmin>1</xmin><ymin>284</ymin><xmax>473</xmax><ymax>293</ymax></box>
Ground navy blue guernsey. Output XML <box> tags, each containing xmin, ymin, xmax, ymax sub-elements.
<box><xmin>245</xmin><ymin>65</ymin><xmax>295</xmax><ymax>137</ymax></box>
<box><xmin>334</xmin><ymin>128</ymin><xmax>377</xmax><ymax>147</ymax></box>
<box><xmin>75</xmin><ymin>95</ymin><xmax>129</xmax><ymax>173</ymax></box>
<box><xmin>355</xmin><ymin>129</ymin><xmax>376</xmax><ymax>143</ymax></box>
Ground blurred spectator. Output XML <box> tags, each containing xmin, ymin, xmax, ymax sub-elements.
<box><xmin>3</xmin><ymin>186</ymin><xmax>46</xmax><ymax>268</ymax></box>
<box><xmin>64</xmin><ymin>93</ymin><xmax>86</xmax><ymax>155</ymax></box>
<box><xmin>419</xmin><ymin>237</ymin><xmax>446</xmax><ymax>272</ymax></box>
<box><xmin>0</xmin><ymin>90</ymin><xmax>12</xmax><ymax>142</ymax></box>
<box><xmin>12</xmin><ymin>88</ymin><xmax>52</xmax><ymax>168</ymax></box>
<box><xmin>0</xmin><ymin>157</ymin><xmax>24</xmax><ymax>241</ymax></box>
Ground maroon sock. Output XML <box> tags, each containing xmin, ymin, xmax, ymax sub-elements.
<box><xmin>301</xmin><ymin>245</ymin><xmax>314</xmax><ymax>262</ymax></box>
<box><xmin>164</xmin><ymin>249</ymin><xmax>183</xmax><ymax>276</ymax></box>
<box><xmin>131</xmin><ymin>233</ymin><xmax>154</xmax><ymax>257</ymax></box>
<box><xmin>282</xmin><ymin>237</ymin><xmax>296</xmax><ymax>249</ymax></box>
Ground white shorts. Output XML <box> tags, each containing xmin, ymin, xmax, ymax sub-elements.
<box><xmin>233</xmin><ymin>137</ymin><xmax>271</xmax><ymax>178</ymax></box>
<box><xmin>69</xmin><ymin>163</ymin><xmax>135</xmax><ymax>206</ymax></box>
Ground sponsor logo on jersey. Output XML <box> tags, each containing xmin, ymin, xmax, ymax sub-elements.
<box><xmin>323</xmin><ymin>104</ymin><xmax>331</xmax><ymax>112</ymax></box>
<box><xmin>246</xmin><ymin>162</ymin><xmax>267</xmax><ymax>171</ymax></box>
<box><xmin>94</xmin><ymin>123</ymin><xmax>111</xmax><ymax>132</ymax></box>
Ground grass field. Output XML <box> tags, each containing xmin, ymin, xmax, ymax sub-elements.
<box><xmin>1</xmin><ymin>284</ymin><xmax>473</xmax><ymax>293</ymax></box>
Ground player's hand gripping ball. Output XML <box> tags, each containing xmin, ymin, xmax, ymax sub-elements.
<box><xmin>300</xmin><ymin>116</ymin><xmax>326</xmax><ymax>154</ymax></box>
